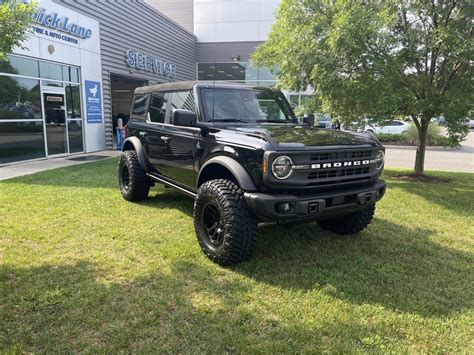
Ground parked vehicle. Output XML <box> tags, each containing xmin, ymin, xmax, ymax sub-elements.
<box><xmin>118</xmin><ymin>81</ymin><xmax>386</xmax><ymax>265</ymax></box>
<box><xmin>366</xmin><ymin>120</ymin><xmax>410</xmax><ymax>134</ymax></box>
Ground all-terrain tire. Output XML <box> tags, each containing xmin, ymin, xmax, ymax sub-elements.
<box><xmin>118</xmin><ymin>150</ymin><xmax>150</xmax><ymax>202</ymax></box>
<box><xmin>318</xmin><ymin>204</ymin><xmax>376</xmax><ymax>235</ymax></box>
<box><xmin>194</xmin><ymin>179</ymin><xmax>258</xmax><ymax>266</ymax></box>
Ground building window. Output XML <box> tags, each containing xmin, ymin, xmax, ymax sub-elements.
<box><xmin>0</xmin><ymin>76</ymin><xmax>41</xmax><ymax>120</ymax></box>
<box><xmin>197</xmin><ymin>62</ymin><xmax>276</xmax><ymax>86</ymax></box>
<box><xmin>3</xmin><ymin>55</ymin><xmax>39</xmax><ymax>77</ymax></box>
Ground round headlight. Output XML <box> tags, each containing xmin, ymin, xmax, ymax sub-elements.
<box><xmin>374</xmin><ymin>150</ymin><xmax>384</xmax><ymax>170</ymax></box>
<box><xmin>272</xmin><ymin>155</ymin><xmax>293</xmax><ymax>179</ymax></box>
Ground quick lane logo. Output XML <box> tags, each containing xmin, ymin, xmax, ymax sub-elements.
<box><xmin>33</xmin><ymin>8</ymin><xmax>92</xmax><ymax>39</ymax></box>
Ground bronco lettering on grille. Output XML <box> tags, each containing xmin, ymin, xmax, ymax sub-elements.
<box><xmin>309</xmin><ymin>160</ymin><xmax>370</xmax><ymax>169</ymax></box>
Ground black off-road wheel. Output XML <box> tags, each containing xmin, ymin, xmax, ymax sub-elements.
<box><xmin>318</xmin><ymin>204</ymin><xmax>376</xmax><ymax>235</ymax></box>
<box><xmin>194</xmin><ymin>179</ymin><xmax>258</xmax><ymax>266</ymax></box>
<box><xmin>118</xmin><ymin>150</ymin><xmax>150</xmax><ymax>202</ymax></box>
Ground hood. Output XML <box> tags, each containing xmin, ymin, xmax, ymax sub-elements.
<box><xmin>230</xmin><ymin>124</ymin><xmax>380</xmax><ymax>150</ymax></box>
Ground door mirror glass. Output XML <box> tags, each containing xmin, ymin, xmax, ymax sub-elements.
<box><xmin>172</xmin><ymin>109</ymin><xmax>197</xmax><ymax>127</ymax></box>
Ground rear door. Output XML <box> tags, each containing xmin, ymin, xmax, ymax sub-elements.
<box><xmin>142</xmin><ymin>92</ymin><xmax>169</xmax><ymax>171</ymax></box>
<box><xmin>159</xmin><ymin>90</ymin><xmax>199</xmax><ymax>188</ymax></box>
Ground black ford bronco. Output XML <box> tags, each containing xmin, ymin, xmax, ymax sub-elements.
<box><xmin>118</xmin><ymin>81</ymin><xmax>386</xmax><ymax>265</ymax></box>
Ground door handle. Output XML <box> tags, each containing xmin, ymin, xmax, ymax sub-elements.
<box><xmin>139</xmin><ymin>131</ymin><xmax>147</xmax><ymax>137</ymax></box>
<box><xmin>160</xmin><ymin>136</ymin><xmax>170</xmax><ymax>142</ymax></box>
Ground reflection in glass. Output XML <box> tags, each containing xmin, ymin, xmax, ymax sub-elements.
<box><xmin>39</xmin><ymin>61</ymin><xmax>63</xmax><ymax>80</ymax></box>
<box><xmin>0</xmin><ymin>76</ymin><xmax>41</xmax><ymax>120</ymax></box>
<box><xmin>0</xmin><ymin>121</ymin><xmax>45</xmax><ymax>164</ymax></box>
<box><xmin>65</xmin><ymin>84</ymin><xmax>81</xmax><ymax>118</ymax></box>
<box><xmin>197</xmin><ymin>62</ymin><xmax>276</xmax><ymax>83</ymax></box>
<box><xmin>68</xmin><ymin>120</ymin><xmax>83</xmax><ymax>153</ymax></box>
<box><xmin>61</xmin><ymin>66</ymin><xmax>80</xmax><ymax>83</ymax></box>
<box><xmin>44</xmin><ymin>93</ymin><xmax>67</xmax><ymax>155</ymax></box>
<box><xmin>4</xmin><ymin>55</ymin><xmax>39</xmax><ymax>77</ymax></box>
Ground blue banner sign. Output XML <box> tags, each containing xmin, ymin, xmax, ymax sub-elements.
<box><xmin>85</xmin><ymin>80</ymin><xmax>102</xmax><ymax>124</ymax></box>
<box><xmin>125</xmin><ymin>49</ymin><xmax>177</xmax><ymax>78</ymax></box>
<box><xmin>33</xmin><ymin>7</ymin><xmax>92</xmax><ymax>39</ymax></box>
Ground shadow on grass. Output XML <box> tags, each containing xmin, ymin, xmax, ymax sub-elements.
<box><xmin>234</xmin><ymin>218</ymin><xmax>473</xmax><ymax>317</ymax></box>
<box><xmin>1</xmin><ymin>260</ymin><xmax>359</xmax><ymax>353</ymax></box>
<box><xmin>383</xmin><ymin>168</ymin><xmax>474</xmax><ymax>217</ymax></box>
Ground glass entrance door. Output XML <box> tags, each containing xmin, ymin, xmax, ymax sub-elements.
<box><xmin>43</xmin><ymin>92</ymin><xmax>68</xmax><ymax>155</ymax></box>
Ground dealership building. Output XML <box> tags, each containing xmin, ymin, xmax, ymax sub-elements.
<box><xmin>0</xmin><ymin>0</ymin><xmax>283</xmax><ymax>165</ymax></box>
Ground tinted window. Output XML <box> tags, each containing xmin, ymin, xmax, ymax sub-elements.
<box><xmin>0</xmin><ymin>121</ymin><xmax>45</xmax><ymax>164</ymax></box>
<box><xmin>148</xmin><ymin>93</ymin><xmax>167</xmax><ymax>123</ymax></box>
<box><xmin>4</xmin><ymin>55</ymin><xmax>39</xmax><ymax>77</ymax></box>
<box><xmin>65</xmin><ymin>84</ymin><xmax>81</xmax><ymax>119</ymax></box>
<box><xmin>39</xmin><ymin>61</ymin><xmax>63</xmax><ymax>80</ymax></box>
<box><xmin>170</xmin><ymin>91</ymin><xmax>197</xmax><ymax>113</ymax></box>
<box><xmin>201</xmin><ymin>88</ymin><xmax>293</xmax><ymax>122</ymax></box>
<box><xmin>0</xmin><ymin>76</ymin><xmax>41</xmax><ymax>120</ymax></box>
<box><xmin>131</xmin><ymin>95</ymin><xmax>149</xmax><ymax>116</ymax></box>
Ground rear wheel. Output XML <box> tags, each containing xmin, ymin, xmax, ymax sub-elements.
<box><xmin>194</xmin><ymin>179</ymin><xmax>258</xmax><ymax>265</ymax></box>
<box><xmin>118</xmin><ymin>150</ymin><xmax>150</xmax><ymax>201</ymax></box>
<box><xmin>318</xmin><ymin>204</ymin><xmax>376</xmax><ymax>235</ymax></box>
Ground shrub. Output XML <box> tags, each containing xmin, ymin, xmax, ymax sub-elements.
<box><xmin>405</xmin><ymin>123</ymin><xmax>446</xmax><ymax>145</ymax></box>
<box><xmin>375</xmin><ymin>133</ymin><xmax>406</xmax><ymax>143</ymax></box>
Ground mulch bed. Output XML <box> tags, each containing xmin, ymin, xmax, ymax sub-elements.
<box><xmin>392</xmin><ymin>174</ymin><xmax>451</xmax><ymax>183</ymax></box>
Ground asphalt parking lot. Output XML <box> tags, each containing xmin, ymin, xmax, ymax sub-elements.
<box><xmin>384</xmin><ymin>131</ymin><xmax>474</xmax><ymax>173</ymax></box>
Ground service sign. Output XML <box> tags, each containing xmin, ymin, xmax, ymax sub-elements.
<box><xmin>125</xmin><ymin>49</ymin><xmax>177</xmax><ymax>78</ymax></box>
<box><xmin>85</xmin><ymin>80</ymin><xmax>102</xmax><ymax>124</ymax></box>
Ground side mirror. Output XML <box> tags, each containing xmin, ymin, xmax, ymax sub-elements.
<box><xmin>172</xmin><ymin>109</ymin><xmax>197</xmax><ymax>127</ymax></box>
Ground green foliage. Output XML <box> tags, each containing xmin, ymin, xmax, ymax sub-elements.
<box><xmin>1</xmin><ymin>159</ymin><xmax>473</xmax><ymax>352</ymax></box>
<box><xmin>253</xmin><ymin>0</ymin><xmax>472</xmax><ymax>172</ymax></box>
<box><xmin>376</xmin><ymin>126</ymin><xmax>456</xmax><ymax>147</ymax></box>
<box><xmin>0</xmin><ymin>0</ymin><xmax>37</xmax><ymax>61</ymax></box>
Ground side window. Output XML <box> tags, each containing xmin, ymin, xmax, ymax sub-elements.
<box><xmin>131</xmin><ymin>95</ymin><xmax>149</xmax><ymax>116</ymax></box>
<box><xmin>148</xmin><ymin>93</ymin><xmax>167</xmax><ymax>123</ymax></box>
<box><xmin>169</xmin><ymin>90</ymin><xmax>197</xmax><ymax>113</ymax></box>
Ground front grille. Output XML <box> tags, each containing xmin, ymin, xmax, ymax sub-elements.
<box><xmin>308</xmin><ymin>167</ymin><xmax>370</xmax><ymax>180</ymax></box>
<box><xmin>310</xmin><ymin>150</ymin><xmax>372</xmax><ymax>161</ymax></box>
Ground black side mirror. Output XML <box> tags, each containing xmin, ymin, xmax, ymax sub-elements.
<box><xmin>172</xmin><ymin>109</ymin><xmax>197</xmax><ymax>127</ymax></box>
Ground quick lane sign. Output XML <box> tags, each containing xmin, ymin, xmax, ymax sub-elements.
<box><xmin>125</xmin><ymin>49</ymin><xmax>177</xmax><ymax>78</ymax></box>
<box><xmin>33</xmin><ymin>8</ymin><xmax>92</xmax><ymax>39</ymax></box>
<box><xmin>85</xmin><ymin>80</ymin><xmax>102</xmax><ymax>124</ymax></box>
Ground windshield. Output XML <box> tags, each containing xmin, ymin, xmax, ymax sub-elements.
<box><xmin>201</xmin><ymin>88</ymin><xmax>295</xmax><ymax>123</ymax></box>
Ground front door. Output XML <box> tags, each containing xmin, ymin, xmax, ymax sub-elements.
<box><xmin>43</xmin><ymin>91</ymin><xmax>68</xmax><ymax>155</ymax></box>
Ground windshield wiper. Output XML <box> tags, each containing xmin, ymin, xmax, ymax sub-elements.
<box><xmin>256</xmin><ymin>120</ymin><xmax>290</xmax><ymax>123</ymax></box>
<box><xmin>211</xmin><ymin>119</ymin><xmax>249</xmax><ymax>123</ymax></box>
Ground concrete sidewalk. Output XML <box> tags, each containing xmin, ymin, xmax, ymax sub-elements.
<box><xmin>0</xmin><ymin>150</ymin><xmax>121</xmax><ymax>181</ymax></box>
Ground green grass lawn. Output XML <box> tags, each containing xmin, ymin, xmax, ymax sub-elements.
<box><xmin>1</xmin><ymin>158</ymin><xmax>473</xmax><ymax>353</ymax></box>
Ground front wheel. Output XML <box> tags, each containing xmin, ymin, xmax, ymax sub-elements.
<box><xmin>118</xmin><ymin>150</ymin><xmax>150</xmax><ymax>202</ymax></box>
<box><xmin>194</xmin><ymin>179</ymin><xmax>258</xmax><ymax>266</ymax></box>
<box><xmin>318</xmin><ymin>204</ymin><xmax>376</xmax><ymax>235</ymax></box>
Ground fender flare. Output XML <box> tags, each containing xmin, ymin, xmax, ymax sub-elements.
<box><xmin>198</xmin><ymin>156</ymin><xmax>258</xmax><ymax>191</ymax></box>
<box><xmin>122</xmin><ymin>136</ymin><xmax>152</xmax><ymax>172</ymax></box>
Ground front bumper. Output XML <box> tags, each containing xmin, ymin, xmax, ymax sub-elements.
<box><xmin>244</xmin><ymin>179</ymin><xmax>386</xmax><ymax>222</ymax></box>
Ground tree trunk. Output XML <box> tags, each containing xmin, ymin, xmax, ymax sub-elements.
<box><xmin>414</xmin><ymin>122</ymin><xmax>429</xmax><ymax>175</ymax></box>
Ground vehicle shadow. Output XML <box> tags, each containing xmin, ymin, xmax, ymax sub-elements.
<box><xmin>233</xmin><ymin>217</ymin><xmax>473</xmax><ymax>317</ymax></box>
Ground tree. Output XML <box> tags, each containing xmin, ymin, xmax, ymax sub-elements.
<box><xmin>0</xmin><ymin>0</ymin><xmax>37</xmax><ymax>61</ymax></box>
<box><xmin>253</xmin><ymin>0</ymin><xmax>472</xmax><ymax>175</ymax></box>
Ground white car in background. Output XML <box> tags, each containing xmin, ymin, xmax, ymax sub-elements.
<box><xmin>366</xmin><ymin>120</ymin><xmax>411</xmax><ymax>134</ymax></box>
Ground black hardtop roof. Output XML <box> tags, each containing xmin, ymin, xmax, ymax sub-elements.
<box><xmin>133</xmin><ymin>81</ymin><xmax>275</xmax><ymax>95</ymax></box>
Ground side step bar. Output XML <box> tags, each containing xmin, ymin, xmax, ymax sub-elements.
<box><xmin>146</xmin><ymin>173</ymin><xmax>196</xmax><ymax>198</ymax></box>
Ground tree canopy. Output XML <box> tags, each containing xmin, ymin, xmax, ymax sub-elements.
<box><xmin>253</xmin><ymin>0</ymin><xmax>473</xmax><ymax>174</ymax></box>
<box><xmin>0</xmin><ymin>0</ymin><xmax>37</xmax><ymax>61</ymax></box>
